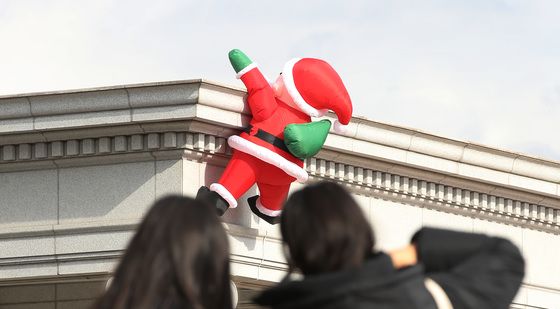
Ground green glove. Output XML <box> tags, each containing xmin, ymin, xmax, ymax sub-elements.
<box><xmin>284</xmin><ymin>120</ymin><xmax>331</xmax><ymax>159</ymax></box>
<box><xmin>228</xmin><ymin>49</ymin><xmax>253</xmax><ymax>73</ymax></box>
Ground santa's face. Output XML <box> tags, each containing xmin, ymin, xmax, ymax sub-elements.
<box><xmin>272</xmin><ymin>75</ymin><xmax>298</xmax><ymax>109</ymax></box>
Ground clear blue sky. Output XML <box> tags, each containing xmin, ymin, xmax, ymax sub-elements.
<box><xmin>1</xmin><ymin>0</ymin><xmax>559</xmax><ymax>161</ymax></box>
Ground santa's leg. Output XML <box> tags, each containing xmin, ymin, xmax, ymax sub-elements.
<box><xmin>199</xmin><ymin>150</ymin><xmax>256</xmax><ymax>215</ymax></box>
<box><xmin>247</xmin><ymin>182</ymin><xmax>290</xmax><ymax>225</ymax></box>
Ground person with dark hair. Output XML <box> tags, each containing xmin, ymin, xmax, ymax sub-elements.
<box><xmin>93</xmin><ymin>195</ymin><xmax>232</xmax><ymax>309</ymax></box>
<box><xmin>255</xmin><ymin>181</ymin><xmax>525</xmax><ymax>309</ymax></box>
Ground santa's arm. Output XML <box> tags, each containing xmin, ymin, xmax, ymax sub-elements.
<box><xmin>229</xmin><ymin>49</ymin><xmax>277</xmax><ymax>121</ymax></box>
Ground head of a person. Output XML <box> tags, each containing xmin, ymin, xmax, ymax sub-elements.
<box><xmin>95</xmin><ymin>195</ymin><xmax>232</xmax><ymax>309</ymax></box>
<box><xmin>281</xmin><ymin>181</ymin><xmax>374</xmax><ymax>276</ymax></box>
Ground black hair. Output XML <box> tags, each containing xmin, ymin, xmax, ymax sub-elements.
<box><xmin>93</xmin><ymin>195</ymin><xmax>232</xmax><ymax>309</ymax></box>
<box><xmin>280</xmin><ymin>181</ymin><xmax>374</xmax><ymax>276</ymax></box>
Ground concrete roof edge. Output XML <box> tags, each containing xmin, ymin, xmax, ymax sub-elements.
<box><xmin>1</xmin><ymin>79</ymin><xmax>558</xmax><ymax>176</ymax></box>
<box><xmin>0</xmin><ymin>79</ymin><xmax>205</xmax><ymax>99</ymax></box>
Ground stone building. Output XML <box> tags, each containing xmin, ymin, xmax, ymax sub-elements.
<box><xmin>1</xmin><ymin>80</ymin><xmax>559</xmax><ymax>308</ymax></box>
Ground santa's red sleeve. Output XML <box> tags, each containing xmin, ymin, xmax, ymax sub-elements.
<box><xmin>239</xmin><ymin>67</ymin><xmax>277</xmax><ymax>122</ymax></box>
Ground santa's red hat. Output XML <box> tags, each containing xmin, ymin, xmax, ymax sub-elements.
<box><xmin>282</xmin><ymin>58</ymin><xmax>353</xmax><ymax>134</ymax></box>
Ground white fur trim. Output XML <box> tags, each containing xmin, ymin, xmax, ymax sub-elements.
<box><xmin>425</xmin><ymin>278</ymin><xmax>453</xmax><ymax>309</ymax></box>
<box><xmin>210</xmin><ymin>183</ymin><xmax>238</xmax><ymax>208</ymax></box>
<box><xmin>255</xmin><ymin>197</ymin><xmax>282</xmax><ymax>217</ymax></box>
<box><xmin>228</xmin><ymin>135</ymin><xmax>308</xmax><ymax>183</ymax></box>
<box><xmin>282</xmin><ymin>58</ymin><xmax>326</xmax><ymax>117</ymax></box>
<box><xmin>333</xmin><ymin>119</ymin><xmax>349</xmax><ymax>134</ymax></box>
<box><xmin>236</xmin><ymin>62</ymin><xmax>258</xmax><ymax>79</ymax></box>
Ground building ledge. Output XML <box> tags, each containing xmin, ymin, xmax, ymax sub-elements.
<box><xmin>1</xmin><ymin>79</ymin><xmax>558</xmax><ymax>202</ymax></box>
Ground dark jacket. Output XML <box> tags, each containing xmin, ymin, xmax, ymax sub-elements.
<box><xmin>255</xmin><ymin>228</ymin><xmax>525</xmax><ymax>309</ymax></box>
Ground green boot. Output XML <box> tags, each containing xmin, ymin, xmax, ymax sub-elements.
<box><xmin>228</xmin><ymin>49</ymin><xmax>253</xmax><ymax>74</ymax></box>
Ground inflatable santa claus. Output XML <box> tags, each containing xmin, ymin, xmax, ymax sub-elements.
<box><xmin>197</xmin><ymin>49</ymin><xmax>352</xmax><ymax>224</ymax></box>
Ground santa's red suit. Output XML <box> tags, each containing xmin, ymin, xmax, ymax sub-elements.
<box><xmin>210</xmin><ymin>65</ymin><xmax>310</xmax><ymax>217</ymax></box>
<box><xmin>207</xmin><ymin>55</ymin><xmax>353</xmax><ymax>221</ymax></box>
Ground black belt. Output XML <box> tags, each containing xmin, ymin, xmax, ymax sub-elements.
<box><xmin>243</xmin><ymin>125</ymin><xmax>298</xmax><ymax>159</ymax></box>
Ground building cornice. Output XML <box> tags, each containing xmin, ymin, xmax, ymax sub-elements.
<box><xmin>1</xmin><ymin>79</ymin><xmax>558</xmax><ymax>202</ymax></box>
<box><xmin>0</xmin><ymin>130</ymin><xmax>558</xmax><ymax>234</ymax></box>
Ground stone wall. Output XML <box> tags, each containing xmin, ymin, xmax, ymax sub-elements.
<box><xmin>1</xmin><ymin>80</ymin><xmax>559</xmax><ymax>308</ymax></box>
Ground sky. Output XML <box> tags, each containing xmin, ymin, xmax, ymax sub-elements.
<box><xmin>1</xmin><ymin>0</ymin><xmax>559</xmax><ymax>161</ymax></box>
